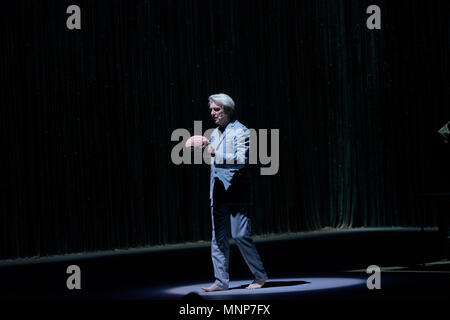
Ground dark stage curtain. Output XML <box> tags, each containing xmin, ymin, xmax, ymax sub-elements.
<box><xmin>1</xmin><ymin>0</ymin><xmax>449</xmax><ymax>259</ymax></box>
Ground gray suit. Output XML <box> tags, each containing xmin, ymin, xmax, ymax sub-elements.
<box><xmin>209</xmin><ymin>120</ymin><xmax>267</xmax><ymax>289</ymax></box>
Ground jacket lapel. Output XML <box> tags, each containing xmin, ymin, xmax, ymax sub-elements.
<box><xmin>215</xmin><ymin>121</ymin><xmax>234</xmax><ymax>150</ymax></box>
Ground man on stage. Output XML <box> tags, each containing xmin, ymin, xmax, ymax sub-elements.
<box><xmin>201</xmin><ymin>93</ymin><xmax>268</xmax><ymax>292</ymax></box>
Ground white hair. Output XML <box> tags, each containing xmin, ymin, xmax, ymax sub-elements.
<box><xmin>208</xmin><ymin>93</ymin><xmax>236</xmax><ymax>118</ymax></box>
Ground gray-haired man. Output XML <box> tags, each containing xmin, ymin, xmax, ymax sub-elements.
<box><xmin>201</xmin><ymin>93</ymin><xmax>268</xmax><ymax>292</ymax></box>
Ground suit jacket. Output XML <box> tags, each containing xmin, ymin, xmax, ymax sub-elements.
<box><xmin>209</xmin><ymin>120</ymin><xmax>253</xmax><ymax>206</ymax></box>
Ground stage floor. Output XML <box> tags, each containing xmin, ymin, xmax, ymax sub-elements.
<box><xmin>111</xmin><ymin>264</ymin><xmax>450</xmax><ymax>301</ymax></box>
<box><xmin>0</xmin><ymin>227</ymin><xmax>449</xmax><ymax>301</ymax></box>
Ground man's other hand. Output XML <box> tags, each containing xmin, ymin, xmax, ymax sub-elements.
<box><xmin>207</xmin><ymin>144</ymin><xmax>215</xmax><ymax>156</ymax></box>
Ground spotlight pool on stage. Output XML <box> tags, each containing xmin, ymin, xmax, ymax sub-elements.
<box><xmin>117</xmin><ymin>276</ymin><xmax>368</xmax><ymax>300</ymax></box>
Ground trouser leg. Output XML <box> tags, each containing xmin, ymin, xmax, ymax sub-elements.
<box><xmin>230</xmin><ymin>205</ymin><xmax>268</xmax><ymax>280</ymax></box>
<box><xmin>211</xmin><ymin>205</ymin><xmax>230</xmax><ymax>289</ymax></box>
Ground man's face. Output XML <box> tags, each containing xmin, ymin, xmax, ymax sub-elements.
<box><xmin>209</xmin><ymin>101</ymin><xmax>230</xmax><ymax>127</ymax></box>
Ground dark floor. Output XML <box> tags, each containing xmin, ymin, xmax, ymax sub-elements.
<box><xmin>0</xmin><ymin>227</ymin><xmax>449</xmax><ymax>302</ymax></box>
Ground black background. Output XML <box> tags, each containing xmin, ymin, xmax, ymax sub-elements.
<box><xmin>2</xmin><ymin>0</ymin><xmax>449</xmax><ymax>259</ymax></box>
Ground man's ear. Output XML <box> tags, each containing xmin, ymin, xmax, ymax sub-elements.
<box><xmin>225</xmin><ymin>107</ymin><xmax>233</xmax><ymax>118</ymax></box>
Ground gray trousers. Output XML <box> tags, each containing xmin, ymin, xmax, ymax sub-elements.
<box><xmin>211</xmin><ymin>204</ymin><xmax>268</xmax><ymax>289</ymax></box>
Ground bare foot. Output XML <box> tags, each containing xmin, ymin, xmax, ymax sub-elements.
<box><xmin>201</xmin><ymin>284</ymin><xmax>227</xmax><ymax>292</ymax></box>
<box><xmin>246</xmin><ymin>278</ymin><xmax>268</xmax><ymax>290</ymax></box>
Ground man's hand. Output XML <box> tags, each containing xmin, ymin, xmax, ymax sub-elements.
<box><xmin>185</xmin><ymin>135</ymin><xmax>210</xmax><ymax>149</ymax></box>
<box><xmin>207</xmin><ymin>144</ymin><xmax>215</xmax><ymax>156</ymax></box>
<box><xmin>185</xmin><ymin>135</ymin><xmax>215</xmax><ymax>156</ymax></box>
<box><xmin>202</xmin><ymin>138</ymin><xmax>211</xmax><ymax>149</ymax></box>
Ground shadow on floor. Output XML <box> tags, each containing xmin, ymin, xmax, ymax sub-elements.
<box><xmin>230</xmin><ymin>280</ymin><xmax>310</xmax><ymax>290</ymax></box>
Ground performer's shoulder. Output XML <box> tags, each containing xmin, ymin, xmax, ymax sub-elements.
<box><xmin>233</xmin><ymin>120</ymin><xmax>249</xmax><ymax>131</ymax></box>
